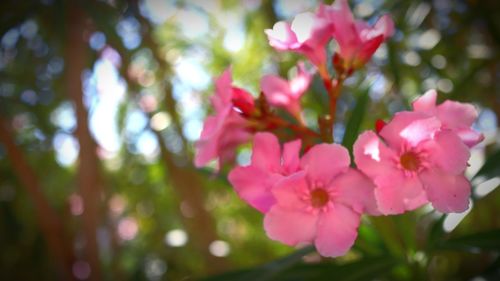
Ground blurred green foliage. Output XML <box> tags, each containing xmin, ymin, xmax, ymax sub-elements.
<box><xmin>0</xmin><ymin>0</ymin><xmax>499</xmax><ymax>280</ymax></box>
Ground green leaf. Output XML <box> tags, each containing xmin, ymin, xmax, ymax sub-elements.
<box><xmin>342</xmin><ymin>87</ymin><xmax>370</xmax><ymax>157</ymax></box>
<box><xmin>434</xmin><ymin>229</ymin><xmax>500</xmax><ymax>252</ymax></box>
<box><xmin>200</xmin><ymin>246</ymin><xmax>315</xmax><ymax>281</ymax></box>
<box><xmin>201</xmin><ymin>255</ymin><xmax>399</xmax><ymax>281</ymax></box>
<box><xmin>473</xmin><ymin>150</ymin><xmax>500</xmax><ymax>180</ymax></box>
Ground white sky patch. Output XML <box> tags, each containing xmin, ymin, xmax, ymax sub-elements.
<box><xmin>183</xmin><ymin>119</ymin><xmax>202</xmax><ymax>141</ymax></box>
<box><xmin>136</xmin><ymin>130</ymin><xmax>159</xmax><ymax>158</ymax></box>
<box><xmin>53</xmin><ymin>132</ymin><xmax>79</xmax><ymax>167</ymax></box>
<box><xmin>140</xmin><ymin>0</ymin><xmax>176</xmax><ymax>24</ymax></box>
<box><xmin>443</xmin><ymin>200</ymin><xmax>473</xmax><ymax>233</ymax></box>
<box><xmin>175</xmin><ymin>9</ymin><xmax>209</xmax><ymax>39</ymax></box>
<box><xmin>89</xmin><ymin>59</ymin><xmax>126</xmax><ymax>154</ymax></box>
<box><xmin>125</xmin><ymin>110</ymin><xmax>148</xmax><ymax>136</ymax></box>
<box><xmin>50</xmin><ymin>102</ymin><xmax>76</xmax><ymax>132</ymax></box>
<box><xmin>174</xmin><ymin>57</ymin><xmax>210</xmax><ymax>90</ymax></box>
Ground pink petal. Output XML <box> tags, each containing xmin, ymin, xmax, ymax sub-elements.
<box><xmin>228</xmin><ymin>166</ymin><xmax>281</xmax><ymax>213</ymax></box>
<box><xmin>212</xmin><ymin>68</ymin><xmax>233</xmax><ymax>112</ymax></box>
<box><xmin>425</xmin><ymin>130</ymin><xmax>470</xmax><ymax>175</ymax></box>
<box><xmin>456</xmin><ymin>128</ymin><xmax>484</xmax><ymax>148</ymax></box>
<box><xmin>315</xmin><ymin>204</ymin><xmax>360</xmax><ymax>257</ymax></box>
<box><xmin>289</xmin><ymin>63</ymin><xmax>312</xmax><ymax>99</ymax></box>
<box><xmin>356</xmin><ymin>34</ymin><xmax>384</xmax><ymax>65</ymax></box>
<box><xmin>300</xmin><ymin>144</ymin><xmax>350</xmax><ymax>184</ymax></box>
<box><xmin>420</xmin><ymin>169</ymin><xmax>471</xmax><ymax>213</ymax></box>
<box><xmin>330</xmin><ymin>169</ymin><xmax>380</xmax><ymax>215</ymax></box>
<box><xmin>271</xmin><ymin>171</ymin><xmax>309</xmax><ymax>209</ymax></box>
<box><xmin>264</xmin><ymin>205</ymin><xmax>317</xmax><ymax>246</ymax></box>
<box><xmin>380</xmin><ymin>112</ymin><xmax>441</xmax><ymax>148</ymax></box>
<box><xmin>374</xmin><ymin>14</ymin><xmax>395</xmax><ymax>39</ymax></box>
<box><xmin>374</xmin><ymin>174</ymin><xmax>427</xmax><ymax>214</ymax></box>
<box><xmin>353</xmin><ymin>131</ymin><xmax>397</xmax><ymax>179</ymax></box>
<box><xmin>437</xmin><ymin>100</ymin><xmax>478</xmax><ymax>129</ymax></box>
<box><xmin>265</xmin><ymin>21</ymin><xmax>299</xmax><ymax>51</ymax></box>
<box><xmin>261</xmin><ymin>75</ymin><xmax>292</xmax><ymax>106</ymax></box>
<box><xmin>412</xmin><ymin>89</ymin><xmax>437</xmax><ymax>113</ymax></box>
<box><xmin>251</xmin><ymin>132</ymin><xmax>281</xmax><ymax>172</ymax></box>
<box><xmin>281</xmin><ymin>139</ymin><xmax>302</xmax><ymax>174</ymax></box>
<box><xmin>194</xmin><ymin>115</ymin><xmax>224</xmax><ymax>168</ymax></box>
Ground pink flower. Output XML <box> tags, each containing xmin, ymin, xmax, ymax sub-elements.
<box><xmin>195</xmin><ymin>68</ymin><xmax>254</xmax><ymax>169</ymax></box>
<box><xmin>265</xmin><ymin>12</ymin><xmax>330</xmax><ymax>67</ymax></box>
<box><xmin>228</xmin><ymin>133</ymin><xmax>301</xmax><ymax>213</ymax></box>
<box><xmin>261</xmin><ymin>63</ymin><xmax>312</xmax><ymax>118</ymax></box>
<box><xmin>264</xmin><ymin>143</ymin><xmax>379</xmax><ymax>257</ymax></box>
<box><xmin>354</xmin><ymin>112</ymin><xmax>472</xmax><ymax>215</ymax></box>
<box><xmin>412</xmin><ymin>90</ymin><xmax>484</xmax><ymax>148</ymax></box>
<box><xmin>318</xmin><ymin>0</ymin><xmax>394</xmax><ymax>70</ymax></box>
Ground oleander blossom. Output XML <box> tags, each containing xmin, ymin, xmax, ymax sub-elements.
<box><xmin>228</xmin><ymin>133</ymin><xmax>301</xmax><ymax>213</ymax></box>
<box><xmin>412</xmin><ymin>89</ymin><xmax>484</xmax><ymax>148</ymax></box>
<box><xmin>354</xmin><ymin>111</ymin><xmax>473</xmax><ymax>215</ymax></box>
<box><xmin>195</xmin><ymin>68</ymin><xmax>254</xmax><ymax>169</ymax></box>
<box><xmin>265</xmin><ymin>12</ymin><xmax>330</xmax><ymax>67</ymax></box>
<box><xmin>264</xmin><ymin>143</ymin><xmax>379</xmax><ymax>257</ymax></box>
<box><xmin>261</xmin><ymin>63</ymin><xmax>312</xmax><ymax>119</ymax></box>
<box><xmin>318</xmin><ymin>0</ymin><xmax>394</xmax><ymax>70</ymax></box>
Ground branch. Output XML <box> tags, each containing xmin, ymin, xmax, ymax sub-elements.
<box><xmin>0</xmin><ymin>117</ymin><xmax>75</xmax><ymax>280</ymax></box>
<box><xmin>65</xmin><ymin>4</ymin><xmax>102</xmax><ymax>280</ymax></box>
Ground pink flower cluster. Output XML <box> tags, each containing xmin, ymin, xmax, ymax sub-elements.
<box><xmin>194</xmin><ymin>1</ymin><xmax>483</xmax><ymax>258</ymax></box>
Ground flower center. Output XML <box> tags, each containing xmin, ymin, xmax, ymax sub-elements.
<box><xmin>310</xmin><ymin>188</ymin><xmax>329</xmax><ymax>208</ymax></box>
<box><xmin>400</xmin><ymin>152</ymin><xmax>421</xmax><ymax>171</ymax></box>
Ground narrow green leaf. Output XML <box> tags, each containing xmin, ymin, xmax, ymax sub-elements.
<box><xmin>342</xmin><ymin>88</ymin><xmax>370</xmax><ymax>156</ymax></box>
<box><xmin>200</xmin><ymin>246</ymin><xmax>315</xmax><ymax>281</ymax></box>
<box><xmin>435</xmin><ymin>229</ymin><xmax>500</xmax><ymax>252</ymax></box>
<box><xmin>473</xmin><ymin>150</ymin><xmax>500</xmax><ymax>179</ymax></box>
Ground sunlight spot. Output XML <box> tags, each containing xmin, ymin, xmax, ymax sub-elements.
<box><xmin>165</xmin><ymin>229</ymin><xmax>188</xmax><ymax>247</ymax></box>
<box><xmin>209</xmin><ymin>240</ymin><xmax>230</xmax><ymax>257</ymax></box>
<box><xmin>150</xmin><ymin>112</ymin><xmax>171</xmax><ymax>131</ymax></box>
<box><xmin>418</xmin><ymin>29</ymin><xmax>441</xmax><ymax>50</ymax></box>
<box><xmin>69</xmin><ymin>194</ymin><xmax>84</xmax><ymax>216</ymax></box>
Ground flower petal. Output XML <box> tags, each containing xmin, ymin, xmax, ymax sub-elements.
<box><xmin>330</xmin><ymin>169</ymin><xmax>380</xmax><ymax>215</ymax></box>
<box><xmin>264</xmin><ymin>205</ymin><xmax>317</xmax><ymax>246</ymax></box>
<box><xmin>300</xmin><ymin>143</ymin><xmax>350</xmax><ymax>184</ymax></box>
<box><xmin>374</xmin><ymin>174</ymin><xmax>427</xmax><ymax>214</ymax></box>
<box><xmin>353</xmin><ymin>131</ymin><xmax>397</xmax><ymax>179</ymax></box>
<box><xmin>380</xmin><ymin>112</ymin><xmax>441</xmax><ymax>148</ymax></box>
<box><xmin>228</xmin><ymin>166</ymin><xmax>281</xmax><ymax>213</ymax></box>
<box><xmin>425</xmin><ymin>130</ymin><xmax>470</xmax><ymax>175</ymax></box>
<box><xmin>261</xmin><ymin>75</ymin><xmax>292</xmax><ymax>107</ymax></box>
<box><xmin>251</xmin><ymin>132</ymin><xmax>281</xmax><ymax>172</ymax></box>
<box><xmin>412</xmin><ymin>89</ymin><xmax>437</xmax><ymax>113</ymax></box>
<box><xmin>437</xmin><ymin>100</ymin><xmax>478</xmax><ymax>129</ymax></box>
<box><xmin>456</xmin><ymin>128</ymin><xmax>484</xmax><ymax>148</ymax></box>
<box><xmin>315</xmin><ymin>204</ymin><xmax>360</xmax><ymax>257</ymax></box>
<box><xmin>282</xmin><ymin>139</ymin><xmax>302</xmax><ymax>174</ymax></box>
<box><xmin>420</xmin><ymin>169</ymin><xmax>471</xmax><ymax>213</ymax></box>
<box><xmin>271</xmin><ymin>171</ymin><xmax>309</xmax><ymax>209</ymax></box>
<box><xmin>265</xmin><ymin>21</ymin><xmax>299</xmax><ymax>51</ymax></box>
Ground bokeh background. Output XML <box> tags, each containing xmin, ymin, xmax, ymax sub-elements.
<box><xmin>0</xmin><ymin>0</ymin><xmax>499</xmax><ymax>280</ymax></box>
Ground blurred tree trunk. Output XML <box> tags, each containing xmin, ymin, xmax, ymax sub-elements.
<box><xmin>65</xmin><ymin>3</ymin><xmax>102</xmax><ymax>281</ymax></box>
<box><xmin>0</xmin><ymin>118</ymin><xmax>75</xmax><ymax>280</ymax></box>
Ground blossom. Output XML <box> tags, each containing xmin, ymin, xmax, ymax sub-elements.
<box><xmin>228</xmin><ymin>133</ymin><xmax>301</xmax><ymax>213</ymax></box>
<box><xmin>318</xmin><ymin>0</ymin><xmax>394</xmax><ymax>70</ymax></box>
<box><xmin>195</xmin><ymin>68</ymin><xmax>254</xmax><ymax>169</ymax></box>
<box><xmin>354</xmin><ymin>112</ymin><xmax>472</xmax><ymax>215</ymax></box>
<box><xmin>412</xmin><ymin>89</ymin><xmax>484</xmax><ymax>148</ymax></box>
<box><xmin>264</xmin><ymin>143</ymin><xmax>379</xmax><ymax>257</ymax></box>
<box><xmin>261</xmin><ymin>63</ymin><xmax>312</xmax><ymax>118</ymax></box>
<box><xmin>265</xmin><ymin>12</ymin><xmax>330</xmax><ymax>67</ymax></box>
